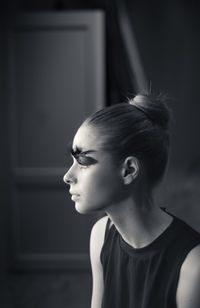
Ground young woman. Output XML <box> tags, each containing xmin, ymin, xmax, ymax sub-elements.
<box><xmin>63</xmin><ymin>93</ymin><xmax>200</xmax><ymax>308</ymax></box>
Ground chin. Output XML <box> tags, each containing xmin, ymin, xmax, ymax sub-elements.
<box><xmin>75</xmin><ymin>201</ymin><xmax>107</xmax><ymax>215</ymax></box>
<box><xmin>75</xmin><ymin>203</ymin><xmax>92</xmax><ymax>215</ymax></box>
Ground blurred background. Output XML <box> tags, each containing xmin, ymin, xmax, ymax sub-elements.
<box><xmin>1</xmin><ymin>0</ymin><xmax>200</xmax><ymax>307</ymax></box>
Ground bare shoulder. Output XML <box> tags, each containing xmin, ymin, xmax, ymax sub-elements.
<box><xmin>180</xmin><ymin>244</ymin><xmax>200</xmax><ymax>278</ymax></box>
<box><xmin>91</xmin><ymin>216</ymin><xmax>109</xmax><ymax>236</ymax></box>
<box><xmin>90</xmin><ymin>217</ymin><xmax>108</xmax><ymax>308</ymax></box>
<box><xmin>90</xmin><ymin>216</ymin><xmax>109</xmax><ymax>254</ymax></box>
<box><xmin>176</xmin><ymin>244</ymin><xmax>200</xmax><ymax>308</ymax></box>
<box><xmin>90</xmin><ymin>216</ymin><xmax>108</xmax><ymax>288</ymax></box>
<box><xmin>182</xmin><ymin>244</ymin><xmax>200</xmax><ymax>270</ymax></box>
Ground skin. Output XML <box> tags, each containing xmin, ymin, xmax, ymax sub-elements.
<box><xmin>63</xmin><ymin>123</ymin><xmax>127</xmax><ymax>214</ymax></box>
<box><xmin>63</xmin><ymin>123</ymin><xmax>200</xmax><ymax>308</ymax></box>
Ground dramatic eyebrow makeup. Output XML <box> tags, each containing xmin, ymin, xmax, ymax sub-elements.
<box><xmin>68</xmin><ymin>145</ymin><xmax>98</xmax><ymax>166</ymax></box>
<box><xmin>71</xmin><ymin>146</ymin><xmax>97</xmax><ymax>157</ymax></box>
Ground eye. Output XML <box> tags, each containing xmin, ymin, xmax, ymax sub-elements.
<box><xmin>76</xmin><ymin>155</ymin><xmax>97</xmax><ymax>167</ymax></box>
<box><xmin>77</xmin><ymin>156</ymin><xmax>91</xmax><ymax>166</ymax></box>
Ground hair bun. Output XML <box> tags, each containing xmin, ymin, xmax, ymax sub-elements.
<box><xmin>129</xmin><ymin>93</ymin><xmax>170</xmax><ymax>130</ymax></box>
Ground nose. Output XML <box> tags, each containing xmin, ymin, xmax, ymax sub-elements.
<box><xmin>63</xmin><ymin>165</ymin><xmax>76</xmax><ymax>185</ymax></box>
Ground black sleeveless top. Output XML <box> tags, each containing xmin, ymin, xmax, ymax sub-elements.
<box><xmin>100</xmin><ymin>214</ymin><xmax>200</xmax><ymax>308</ymax></box>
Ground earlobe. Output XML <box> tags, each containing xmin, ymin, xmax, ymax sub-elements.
<box><xmin>122</xmin><ymin>156</ymin><xmax>140</xmax><ymax>185</ymax></box>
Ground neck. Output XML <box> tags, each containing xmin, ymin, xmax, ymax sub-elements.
<box><xmin>105</xmin><ymin>193</ymin><xmax>172</xmax><ymax>249</ymax></box>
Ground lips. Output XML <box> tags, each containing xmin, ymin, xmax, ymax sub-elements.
<box><xmin>69</xmin><ymin>190</ymin><xmax>80</xmax><ymax>196</ymax></box>
<box><xmin>71</xmin><ymin>194</ymin><xmax>80</xmax><ymax>202</ymax></box>
<box><xmin>69</xmin><ymin>190</ymin><xmax>80</xmax><ymax>202</ymax></box>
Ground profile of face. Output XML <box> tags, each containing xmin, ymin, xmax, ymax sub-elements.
<box><xmin>63</xmin><ymin>124</ymin><xmax>127</xmax><ymax>214</ymax></box>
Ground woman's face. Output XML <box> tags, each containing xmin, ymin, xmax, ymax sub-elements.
<box><xmin>63</xmin><ymin>124</ymin><xmax>125</xmax><ymax>214</ymax></box>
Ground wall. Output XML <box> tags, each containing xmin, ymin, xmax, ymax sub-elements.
<box><xmin>128</xmin><ymin>0</ymin><xmax>200</xmax><ymax>171</ymax></box>
<box><xmin>0</xmin><ymin>13</ymin><xmax>10</xmax><ymax>304</ymax></box>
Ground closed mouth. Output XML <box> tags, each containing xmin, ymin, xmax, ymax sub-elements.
<box><xmin>71</xmin><ymin>194</ymin><xmax>80</xmax><ymax>201</ymax></box>
<box><xmin>69</xmin><ymin>191</ymin><xmax>80</xmax><ymax>196</ymax></box>
<box><xmin>69</xmin><ymin>190</ymin><xmax>80</xmax><ymax>197</ymax></box>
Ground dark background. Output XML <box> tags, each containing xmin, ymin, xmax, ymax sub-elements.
<box><xmin>1</xmin><ymin>0</ymin><xmax>200</xmax><ymax>307</ymax></box>
<box><xmin>1</xmin><ymin>0</ymin><xmax>200</xmax><ymax>169</ymax></box>
<box><xmin>1</xmin><ymin>2</ymin><xmax>200</xmax><ymax>172</ymax></box>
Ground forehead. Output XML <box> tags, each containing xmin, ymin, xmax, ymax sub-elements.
<box><xmin>72</xmin><ymin>124</ymin><xmax>103</xmax><ymax>151</ymax></box>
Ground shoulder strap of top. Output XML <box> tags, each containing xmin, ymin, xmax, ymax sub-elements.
<box><xmin>104</xmin><ymin>217</ymin><xmax>112</xmax><ymax>242</ymax></box>
<box><xmin>100</xmin><ymin>217</ymin><xmax>113</xmax><ymax>265</ymax></box>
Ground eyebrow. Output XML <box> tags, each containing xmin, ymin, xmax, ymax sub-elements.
<box><xmin>70</xmin><ymin>146</ymin><xmax>97</xmax><ymax>157</ymax></box>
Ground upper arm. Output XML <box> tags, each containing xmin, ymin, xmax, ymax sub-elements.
<box><xmin>90</xmin><ymin>216</ymin><xmax>108</xmax><ymax>308</ymax></box>
<box><xmin>176</xmin><ymin>244</ymin><xmax>200</xmax><ymax>308</ymax></box>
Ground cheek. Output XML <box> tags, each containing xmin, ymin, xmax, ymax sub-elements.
<box><xmin>74</xmin><ymin>167</ymin><xmax>126</xmax><ymax>214</ymax></box>
<box><xmin>84</xmin><ymin>168</ymin><xmax>123</xmax><ymax>202</ymax></box>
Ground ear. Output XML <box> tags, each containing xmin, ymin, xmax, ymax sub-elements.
<box><xmin>121</xmin><ymin>156</ymin><xmax>140</xmax><ymax>185</ymax></box>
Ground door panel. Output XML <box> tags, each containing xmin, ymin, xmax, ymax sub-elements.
<box><xmin>7</xmin><ymin>12</ymin><xmax>105</xmax><ymax>270</ymax></box>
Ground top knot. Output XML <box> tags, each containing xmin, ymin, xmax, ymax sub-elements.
<box><xmin>128</xmin><ymin>93</ymin><xmax>171</xmax><ymax>130</ymax></box>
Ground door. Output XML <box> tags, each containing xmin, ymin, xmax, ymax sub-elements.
<box><xmin>5</xmin><ymin>11</ymin><xmax>105</xmax><ymax>270</ymax></box>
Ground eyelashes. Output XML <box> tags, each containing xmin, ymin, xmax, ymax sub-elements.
<box><xmin>69</xmin><ymin>152</ymin><xmax>98</xmax><ymax>166</ymax></box>
<box><xmin>76</xmin><ymin>155</ymin><xmax>97</xmax><ymax>166</ymax></box>
<box><xmin>66</xmin><ymin>142</ymin><xmax>98</xmax><ymax>166</ymax></box>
